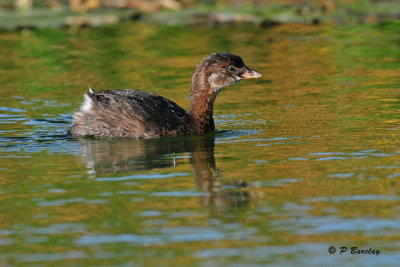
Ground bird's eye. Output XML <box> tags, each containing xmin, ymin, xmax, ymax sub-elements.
<box><xmin>227</xmin><ymin>65</ymin><xmax>237</xmax><ymax>72</ymax></box>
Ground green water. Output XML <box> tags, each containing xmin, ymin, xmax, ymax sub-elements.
<box><xmin>0</xmin><ymin>22</ymin><xmax>400</xmax><ymax>266</ymax></box>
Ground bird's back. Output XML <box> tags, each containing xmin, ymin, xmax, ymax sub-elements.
<box><xmin>70</xmin><ymin>89</ymin><xmax>188</xmax><ymax>138</ymax></box>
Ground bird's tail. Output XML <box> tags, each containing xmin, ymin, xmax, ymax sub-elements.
<box><xmin>87</xmin><ymin>84</ymin><xmax>96</xmax><ymax>93</ymax></box>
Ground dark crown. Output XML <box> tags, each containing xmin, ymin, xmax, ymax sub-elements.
<box><xmin>205</xmin><ymin>52</ymin><xmax>245</xmax><ymax>67</ymax></box>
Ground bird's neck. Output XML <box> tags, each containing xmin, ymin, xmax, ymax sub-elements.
<box><xmin>187</xmin><ymin>70</ymin><xmax>217</xmax><ymax>133</ymax></box>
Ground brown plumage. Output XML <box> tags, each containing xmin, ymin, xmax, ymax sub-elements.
<box><xmin>69</xmin><ymin>52</ymin><xmax>261</xmax><ymax>139</ymax></box>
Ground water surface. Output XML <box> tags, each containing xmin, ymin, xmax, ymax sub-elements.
<box><xmin>1</xmin><ymin>23</ymin><xmax>400</xmax><ymax>266</ymax></box>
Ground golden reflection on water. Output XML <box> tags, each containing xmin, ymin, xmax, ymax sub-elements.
<box><xmin>0</xmin><ymin>22</ymin><xmax>400</xmax><ymax>265</ymax></box>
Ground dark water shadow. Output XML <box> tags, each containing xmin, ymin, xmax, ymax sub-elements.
<box><xmin>75</xmin><ymin>133</ymin><xmax>250</xmax><ymax>209</ymax></box>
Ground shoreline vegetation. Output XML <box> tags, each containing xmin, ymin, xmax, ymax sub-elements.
<box><xmin>1</xmin><ymin>0</ymin><xmax>400</xmax><ymax>30</ymax></box>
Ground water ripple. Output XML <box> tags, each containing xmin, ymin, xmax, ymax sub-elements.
<box><xmin>76</xmin><ymin>226</ymin><xmax>257</xmax><ymax>246</ymax></box>
<box><xmin>304</xmin><ymin>195</ymin><xmax>400</xmax><ymax>202</ymax></box>
<box><xmin>272</xmin><ymin>216</ymin><xmax>400</xmax><ymax>235</ymax></box>
<box><xmin>96</xmin><ymin>172</ymin><xmax>190</xmax><ymax>181</ymax></box>
<box><xmin>14</xmin><ymin>251</ymin><xmax>86</xmax><ymax>263</ymax></box>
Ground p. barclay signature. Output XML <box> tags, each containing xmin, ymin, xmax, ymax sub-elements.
<box><xmin>340</xmin><ymin>247</ymin><xmax>380</xmax><ymax>256</ymax></box>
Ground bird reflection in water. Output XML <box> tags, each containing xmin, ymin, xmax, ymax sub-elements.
<box><xmin>75</xmin><ymin>134</ymin><xmax>252</xmax><ymax>209</ymax></box>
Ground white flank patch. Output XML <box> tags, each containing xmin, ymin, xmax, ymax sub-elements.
<box><xmin>80</xmin><ymin>94</ymin><xmax>92</xmax><ymax>111</ymax></box>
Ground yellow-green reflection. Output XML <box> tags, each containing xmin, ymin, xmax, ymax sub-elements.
<box><xmin>0</xmin><ymin>22</ymin><xmax>400</xmax><ymax>265</ymax></box>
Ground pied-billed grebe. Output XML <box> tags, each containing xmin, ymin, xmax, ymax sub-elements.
<box><xmin>70</xmin><ymin>52</ymin><xmax>261</xmax><ymax>138</ymax></box>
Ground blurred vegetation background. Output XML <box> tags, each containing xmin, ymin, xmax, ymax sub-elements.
<box><xmin>0</xmin><ymin>0</ymin><xmax>399</xmax><ymax>29</ymax></box>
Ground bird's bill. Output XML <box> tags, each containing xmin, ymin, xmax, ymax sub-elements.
<box><xmin>240</xmin><ymin>68</ymin><xmax>262</xmax><ymax>79</ymax></box>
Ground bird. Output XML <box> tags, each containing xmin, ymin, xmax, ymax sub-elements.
<box><xmin>69</xmin><ymin>52</ymin><xmax>261</xmax><ymax>139</ymax></box>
